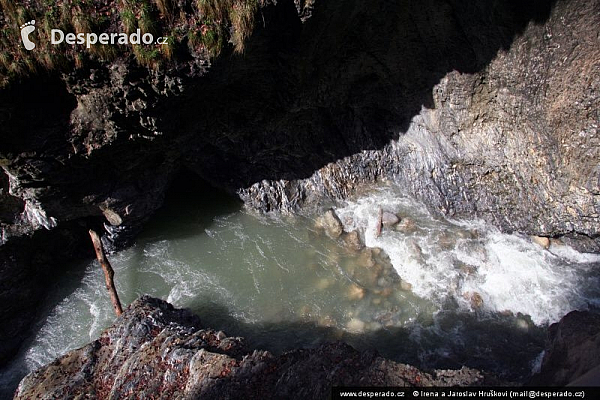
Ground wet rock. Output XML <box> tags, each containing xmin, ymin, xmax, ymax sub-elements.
<box><xmin>457</xmin><ymin>261</ymin><xmax>477</xmax><ymax>276</ymax></box>
<box><xmin>316</xmin><ymin>278</ymin><xmax>332</xmax><ymax>290</ymax></box>
<box><xmin>529</xmin><ymin>311</ymin><xmax>600</xmax><ymax>386</ymax></box>
<box><xmin>531</xmin><ymin>235</ymin><xmax>551</xmax><ymax>249</ymax></box>
<box><xmin>346</xmin><ymin>318</ymin><xmax>366</xmax><ymax>333</ymax></box>
<box><xmin>406</xmin><ymin>239</ymin><xmax>423</xmax><ymax>258</ymax></box>
<box><xmin>14</xmin><ymin>296</ymin><xmax>491</xmax><ymax>399</ymax></box>
<box><xmin>341</xmin><ymin>230</ymin><xmax>364</xmax><ymax>251</ymax></box>
<box><xmin>347</xmin><ymin>284</ymin><xmax>366</xmax><ymax>300</ymax></box>
<box><xmin>357</xmin><ymin>248</ymin><xmax>376</xmax><ymax>268</ymax></box>
<box><xmin>456</xmin><ymin>229</ymin><xmax>478</xmax><ymax>240</ymax></box>
<box><xmin>400</xmin><ymin>280</ymin><xmax>412</xmax><ymax>291</ymax></box>
<box><xmin>395</xmin><ymin>218</ymin><xmax>417</xmax><ymax>234</ymax></box>
<box><xmin>466</xmin><ymin>292</ymin><xmax>484</xmax><ymax>309</ymax></box>
<box><xmin>438</xmin><ymin>231</ymin><xmax>456</xmax><ymax>250</ymax></box>
<box><xmin>381</xmin><ymin>212</ymin><xmax>400</xmax><ymax>227</ymax></box>
<box><xmin>315</xmin><ymin>209</ymin><xmax>344</xmax><ymax>239</ymax></box>
<box><xmin>101</xmin><ymin>207</ymin><xmax>123</xmax><ymax>226</ymax></box>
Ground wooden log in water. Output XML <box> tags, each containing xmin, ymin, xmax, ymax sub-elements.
<box><xmin>376</xmin><ymin>207</ymin><xmax>383</xmax><ymax>238</ymax></box>
<box><xmin>89</xmin><ymin>229</ymin><xmax>123</xmax><ymax>316</ymax></box>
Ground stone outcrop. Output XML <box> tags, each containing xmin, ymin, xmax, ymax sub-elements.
<box><xmin>14</xmin><ymin>296</ymin><xmax>489</xmax><ymax>399</ymax></box>
<box><xmin>1</xmin><ymin>0</ymin><xmax>599</xmax><ymax>365</ymax></box>
<box><xmin>239</xmin><ymin>0</ymin><xmax>600</xmax><ymax>253</ymax></box>
<box><xmin>529</xmin><ymin>311</ymin><xmax>600</xmax><ymax>386</ymax></box>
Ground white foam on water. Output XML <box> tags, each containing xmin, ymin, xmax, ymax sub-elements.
<box><xmin>24</xmin><ymin>258</ymin><xmax>117</xmax><ymax>371</ymax></box>
<box><xmin>8</xmin><ymin>183</ymin><xmax>600</xmax><ymax>395</ymax></box>
<box><xmin>335</xmin><ymin>185</ymin><xmax>600</xmax><ymax>325</ymax></box>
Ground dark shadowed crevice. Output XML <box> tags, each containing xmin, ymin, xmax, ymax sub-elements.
<box><xmin>177</xmin><ymin>0</ymin><xmax>556</xmax><ymax>187</ymax></box>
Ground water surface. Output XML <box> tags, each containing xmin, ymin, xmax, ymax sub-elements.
<box><xmin>2</xmin><ymin>181</ymin><xmax>599</xmax><ymax>396</ymax></box>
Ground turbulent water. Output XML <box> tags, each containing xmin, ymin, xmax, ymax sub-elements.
<box><xmin>2</xmin><ymin>182</ymin><xmax>600</xmax><ymax>395</ymax></box>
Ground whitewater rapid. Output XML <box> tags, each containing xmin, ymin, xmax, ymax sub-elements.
<box><xmin>335</xmin><ymin>185</ymin><xmax>600</xmax><ymax>325</ymax></box>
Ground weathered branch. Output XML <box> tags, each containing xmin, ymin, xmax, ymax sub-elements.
<box><xmin>376</xmin><ymin>207</ymin><xmax>383</xmax><ymax>238</ymax></box>
<box><xmin>89</xmin><ymin>229</ymin><xmax>123</xmax><ymax>316</ymax></box>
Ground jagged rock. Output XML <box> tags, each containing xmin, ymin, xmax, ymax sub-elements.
<box><xmin>14</xmin><ymin>296</ymin><xmax>490</xmax><ymax>399</ymax></box>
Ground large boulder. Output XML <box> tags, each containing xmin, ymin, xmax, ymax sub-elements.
<box><xmin>529</xmin><ymin>311</ymin><xmax>600</xmax><ymax>386</ymax></box>
<box><xmin>15</xmin><ymin>296</ymin><xmax>491</xmax><ymax>399</ymax></box>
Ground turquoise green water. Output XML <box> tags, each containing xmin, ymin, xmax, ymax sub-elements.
<box><xmin>2</xmin><ymin>180</ymin><xmax>600</xmax><ymax>396</ymax></box>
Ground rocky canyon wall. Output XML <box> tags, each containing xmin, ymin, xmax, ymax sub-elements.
<box><xmin>0</xmin><ymin>0</ymin><xmax>598</xmax><ymax>364</ymax></box>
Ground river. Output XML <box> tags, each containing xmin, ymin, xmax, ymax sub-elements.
<box><xmin>1</xmin><ymin>179</ymin><xmax>599</xmax><ymax>396</ymax></box>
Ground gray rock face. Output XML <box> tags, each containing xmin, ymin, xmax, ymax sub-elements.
<box><xmin>14</xmin><ymin>296</ymin><xmax>489</xmax><ymax>399</ymax></box>
<box><xmin>240</xmin><ymin>0</ymin><xmax>600</xmax><ymax>253</ymax></box>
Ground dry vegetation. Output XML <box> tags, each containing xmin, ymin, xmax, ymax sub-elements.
<box><xmin>0</xmin><ymin>0</ymin><xmax>264</xmax><ymax>86</ymax></box>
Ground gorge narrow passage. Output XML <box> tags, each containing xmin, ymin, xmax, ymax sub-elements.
<box><xmin>3</xmin><ymin>178</ymin><xmax>599</xmax><ymax>396</ymax></box>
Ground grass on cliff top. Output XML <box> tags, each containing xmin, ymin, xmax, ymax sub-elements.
<box><xmin>0</xmin><ymin>0</ymin><xmax>263</xmax><ymax>87</ymax></box>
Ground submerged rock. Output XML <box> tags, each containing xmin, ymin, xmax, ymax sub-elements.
<box><xmin>15</xmin><ymin>296</ymin><xmax>490</xmax><ymax>399</ymax></box>
<box><xmin>396</xmin><ymin>218</ymin><xmax>417</xmax><ymax>234</ymax></box>
<box><xmin>347</xmin><ymin>284</ymin><xmax>366</xmax><ymax>300</ymax></box>
<box><xmin>341</xmin><ymin>230</ymin><xmax>364</xmax><ymax>251</ymax></box>
<box><xmin>315</xmin><ymin>209</ymin><xmax>344</xmax><ymax>239</ymax></box>
<box><xmin>346</xmin><ymin>318</ymin><xmax>366</xmax><ymax>334</ymax></box>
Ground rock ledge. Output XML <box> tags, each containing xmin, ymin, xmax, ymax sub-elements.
<box><xmin>16</xmin><ymin>296</ymin><xmax>490</xmax><ymax>399</ymax></box>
